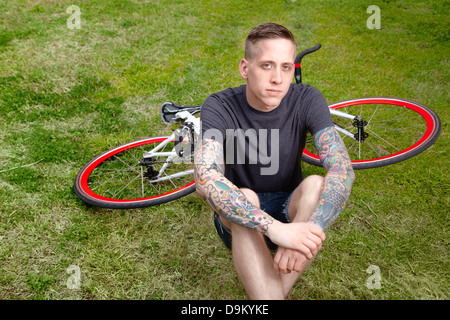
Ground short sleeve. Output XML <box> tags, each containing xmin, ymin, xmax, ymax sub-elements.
<box><xmin>303</xmin><ymin>87</ymin><xmax>333</xmax><ymax>136</ymax></box>
<box><xmin>200</xmin><ymin>95</ymin><xmax>227</xmax><ymax>143</ymax></box>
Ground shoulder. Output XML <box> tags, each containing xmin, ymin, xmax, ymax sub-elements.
<box><xmin>201</xmin><ymin>85</ymin><xmax>246</xmax><ymax>121</ymax></box>
<box><xmin>288</xmin><ymin>83</ymin><xmax>325</xmax><ymax>101</ymax></box>
<box><xmin>282</xmin><ymin>84</ymin><xmax>328</xmax><ymax>115</ymax></box>
<box><xmin>200</xmin><ymin>85</ymin><xmax>246</xmax><ymax>134</ymax></box>
<box><xmin>204</xmin><ymin>85</ymin><xmax>245</xmax><ymax>107</ymax></box>
<box><xmin>282</xmin><ymin>84</ymin><xmax>332</xmax><ymax>134</ymax></box>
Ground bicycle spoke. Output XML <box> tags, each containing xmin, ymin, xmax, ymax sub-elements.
<box><xmin>365</xmin><ymin>128</ymin><xmax>400</xmax><ymax>152</ymax></box>
<box><xmin>366</xmin><ymin>104</ymin><xmax>380</xmax><ymax>126</ymax></box>
<box><xmin>90</xmin><ymin>168</ymin><xmax>134</xmax><ymax>191</ymax></box>
<box><xmin>325</xmin><ymin>104</ymin><xmax>421</xmax><ymax>161</ymax></box>
<box><xmin>300</xmin><ymin>98</ymin><xmax>441</xmax><ymax>170</ymax></box>
<box><xmin>86</xmin><ymin>141</ymin><xmax>192</xmax><ymax>199</ymax></box>
<box><xmin>162</xmin><ymin>169</ymin><xmax>178</xmax><ymax>189</ymax></box>
<box><xmin>113</xmin><ymin>154</ymin><xmax>141</xmax><ymax>175</ymax></box>
<box><xmin>111</xmin><ymin>172</ymin><xmax>142</xmax><ymax>198</ymax></box>
<box><xmin>364</xmin><ymin>139</ymin><xmax>384</xmax><ymax>159</ymax></box>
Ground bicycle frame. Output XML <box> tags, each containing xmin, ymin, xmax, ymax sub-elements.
<box><xmin>140</xmin><ymin>111</ymin><xmax>200</xmax><ymax>183</ymax></box>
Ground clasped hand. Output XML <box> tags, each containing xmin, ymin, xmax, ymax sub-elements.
<box><xmin>267</xmin><ymin>221</ymin><xmax>325</xmax><ymax>274</ymax></box>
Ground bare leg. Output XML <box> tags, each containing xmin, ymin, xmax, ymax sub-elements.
<box><xmin>220</xmin><ymin>188</ymin><xmax>284</xmax><ymax>299</ymax></box>
<box><xmin>231</xmin><ymin>223</ymin><xmax>285</xmax><ymax>299</ymax></box>
<box><xmin>279</xmin><ymin>175</ymin><xmax>324</xmax><ymax>297</ymax></box>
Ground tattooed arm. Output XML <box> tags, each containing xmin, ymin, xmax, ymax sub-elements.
<box><xmin>194</xmin><ymin>138</ymin><xmax>275</xmax><ymax>234</ymax></box>
<box><xmin>307</xmin><ymin>126</ymin><xmax>356</xmax><ymax>230</ymax></box>
<box><xmin>273</xmin><ymin>126</ymin><xmax>354</xmax><ymax>274</ymax></box>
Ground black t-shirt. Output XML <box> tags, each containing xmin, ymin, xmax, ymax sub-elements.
<box><xmin>200</xmin><ymin>83</ymin><xmax>333</xmax><ymax>193</ymax></box>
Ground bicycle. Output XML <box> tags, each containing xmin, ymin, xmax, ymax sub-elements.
<box><xmin>74</xmin><ymin>44</ymin><xmax>442</xmax><ymax>209</ymax></box>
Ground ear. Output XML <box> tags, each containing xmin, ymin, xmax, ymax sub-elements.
<box><xmin>239</xmin><ymin>58</ymin><xmax>249</xmax><ymax>80</ymax></box>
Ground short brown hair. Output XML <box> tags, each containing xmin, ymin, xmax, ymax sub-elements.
<box><xmin>245</xmin><ymin>22</ymin><xmax>297</xmax><ymax>60</ymax></box>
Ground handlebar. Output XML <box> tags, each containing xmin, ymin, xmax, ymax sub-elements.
<box><xmin>294</xmin><ymin>43</ymin><xmax>321</xmax><ymax>84</ymax></box>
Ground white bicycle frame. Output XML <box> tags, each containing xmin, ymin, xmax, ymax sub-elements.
<box><xmin>139</xmin><ymin>108</ymin><xmax>358</xmax><ymax>183</ymax></box>
<box><xmin>329</xmin><ymin>108</ymin><xmax>358</xmax><ymax>137</ymax></box>
<box><xmin>140</xmin><ymin>111</ymin><xmax>200</xmax><ymax>183</ymax></box>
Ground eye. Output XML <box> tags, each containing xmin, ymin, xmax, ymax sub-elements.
<box><xmin>262</xmin><ymin>63</ymin><xmax>272</xmax><ymax>69</ymax></box>
<box><xmin>282</xmin><ymin>64</ymin><xmax>292</xmax><ymax>71</ymax></box>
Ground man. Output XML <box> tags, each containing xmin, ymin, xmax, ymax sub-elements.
<box><xmin>194</xmin><ymin>23</ymin><xmax>355</xmax><ymax>299</ymax></box>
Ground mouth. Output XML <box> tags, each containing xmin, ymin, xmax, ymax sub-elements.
<box><xmin>266</xmin><ymin>89</ymin><xmax>283</xmax><ymax>96</ymax></box>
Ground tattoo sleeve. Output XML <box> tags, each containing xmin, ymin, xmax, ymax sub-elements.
<box><xmin>194</xmin><ymin>138</ymin><xmax>274</xmax><ymax>234</ymax></box>
<box><xmin>307</xmin><ymin>126</ymin><xmax>356</xmax><ymax>230</ymax></box>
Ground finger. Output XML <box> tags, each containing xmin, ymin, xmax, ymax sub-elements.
<box><xmin>287</xmin><ymin>256</ymin><xmax>296</xmax><ymax>273</ymax></box>
<box><xmin>298</xmin><ymin>244</ymin><xmax>313</xmax><ymax>260</ymax></box>
<box><xmin>274</xmin><ymin>248</ymin><xmax>282</xmax><ymax>263</ymax></box>
<box><xmin>317</xmin><ymin>241</ymin><xmax>322</xmax><ymax>251</ymax></box>
<box><xmin>293</xmin><ymin>258</ymin><xmax>304</xmax><ymax>273</ymax></box>
<box><xmin>307</xmin><ymin>233</ymin><xmax>324</xmax><ymax>247</ymax></box>
<box><xmin>308</xmin><ymin>240</ymin><xmax>322</xmax><ymax>258</ymax></box>
<box><xmin>303</xmin><ymin>239</ymin><xmax>318</xmax><ymax>254</ymax></box>
<box><xmin>279</xmin><ymin>253</ymin><xmax>290</xmax><ymax>274</ymax></box>
<box><xmin>273</xmin><ymin>250</ymin><xmax>282</xmax><ymax>273</ymax></box>
<box><xmin>307</xmin><ymin>223</ymin><xmax>326</xmax><ymax>240</ymax></box>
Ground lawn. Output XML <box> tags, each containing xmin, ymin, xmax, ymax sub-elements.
<box><xmin>0</xmin><ymin>0</ymin><xmax>448</xmax><ymax>300</ymax></box>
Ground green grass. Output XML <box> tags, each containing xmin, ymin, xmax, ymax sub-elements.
<box><xmin>0</xmin><ymin>0</ymin><xmax>448</xmax><ymax>300</ymax></box>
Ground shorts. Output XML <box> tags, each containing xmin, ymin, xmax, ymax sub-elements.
<box><xmin>213</xmin><ymin>191</ymin><xmax>293</xmax><ymax>250</ymax></box>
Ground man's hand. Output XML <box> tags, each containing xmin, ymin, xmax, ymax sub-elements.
<box><xmin>274</xmin><ymin>244</ymin><xmax>322</xmax><ymax>274</ymax></box>
<box><xmin>266</xmin><ymin>221</ymin><xmax>325</xmax><ymax>260</ymax></box>
<box><xmin>274</xmin><ymin>247</ymin><xmax>308</xmax><ymax>274</ymax></box>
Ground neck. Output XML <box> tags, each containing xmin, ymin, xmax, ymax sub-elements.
<box><xmin>245</xmin><ymin>87</ymin><xmax>279</xmax><ymax>112</ymax></box>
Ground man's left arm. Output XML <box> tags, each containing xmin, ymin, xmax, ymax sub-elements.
<box><xmin>273</xmin><ymin>125</ymin><xmax>355</xmax><ymax>274</ymax></box>
<box><xmin>307</xmin><ymin>125</ymin><xmax>356</xmax><ymax>229</ymax></box>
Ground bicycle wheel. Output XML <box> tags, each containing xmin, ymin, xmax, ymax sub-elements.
<box><xmin>302</xmin><ymin>97</ymin><xmax>441</xmax><ymax>169</ymax></box>
<box><xmin>74</xmin><ymin>136</ymin><xmax>196</xmax><ymax>209</ymax></box>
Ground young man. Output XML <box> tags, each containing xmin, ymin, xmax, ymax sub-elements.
<box><xmin>194</xmin><ymin>23</ymin><xmax>355</xmax><ymax>299</ymax></box>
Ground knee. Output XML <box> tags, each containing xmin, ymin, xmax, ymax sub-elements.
<box><xmin>304</xmin><ymin>175</ymin><xmax>325</xmax><ymax>203</ymax></box>
<box><xmin>239</xmin><ymin>188</ymin><xmax>260</xmax><ymax>207</ymax></box>
<box><xmin>304</xmin><ymin>175</ymin><xmax>325</xmax><ymax>192</ymax></box>
<box><xmin>230</xmin><ymin>221</ymin><xmax>265</xmax><ymax>244</ymax></box>
<box><xmin>287</xmin><ymin>176</ymin><xmax>324</xmax><ymax>222</ymax></box>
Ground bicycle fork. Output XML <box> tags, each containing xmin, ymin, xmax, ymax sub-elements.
<box><xmin>330</xmin><ymin>108</ymin><xmax>368</xmax><ymax>142</ymax></box>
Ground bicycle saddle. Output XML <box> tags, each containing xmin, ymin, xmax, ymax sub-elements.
<box><xmin>160</xmin><ymin>101</ymin><xmax>202</xmax><ymax>124</ymax></box>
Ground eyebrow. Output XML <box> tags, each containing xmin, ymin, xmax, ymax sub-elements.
<box><xmin>259</xmin><ymin>60</ymin><xmax>294</xmax><ymax>66</ymax></box>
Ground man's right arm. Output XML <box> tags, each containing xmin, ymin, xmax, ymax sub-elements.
<box><xmin>194</xmin><ymin>138</ymin><xmax>275</xmax><ymax>234</ymax></box>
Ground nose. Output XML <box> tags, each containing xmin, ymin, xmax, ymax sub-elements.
<box><xmin>270</xmin><ymin>67</ymin><xmax>282</xmax><ymax>85</ymax></box>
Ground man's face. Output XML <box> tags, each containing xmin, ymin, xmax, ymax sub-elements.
<box><xmin>239</xmin><ymin>38</ymin><xmax>296</xmax><ymax>112</ymax></box>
